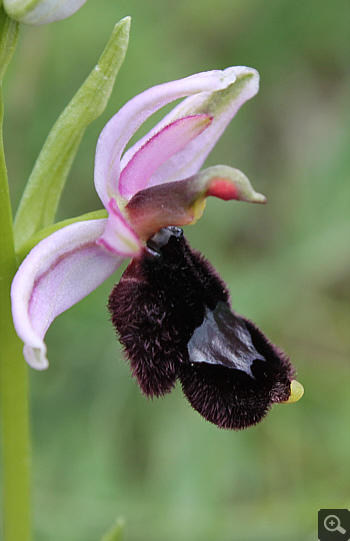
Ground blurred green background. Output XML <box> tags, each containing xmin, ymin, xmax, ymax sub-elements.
<box><xmin>3</xmin><ymin>0</ymin><xmax>350</xmax><ymax>540</ymax></box>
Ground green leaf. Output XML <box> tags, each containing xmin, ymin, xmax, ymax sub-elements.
<box><xmin>13</xmin><ymin>16</ymin><xmax>131</xmax><ymax>253</ymax></box>
<box><xmin>100</xmin><ymin>518</ymin><xmax>125</xmax><ymax>541</ymax></box>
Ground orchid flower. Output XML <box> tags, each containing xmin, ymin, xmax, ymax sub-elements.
<box><xmin>3</xmin><ymin>0</ymin><xmax>87</xmax><ymax>25</ymax></box>
<box><xmin>11</xmin><ymin>67</ymin><xmax>303</xmax><ymax>429</ymax></box>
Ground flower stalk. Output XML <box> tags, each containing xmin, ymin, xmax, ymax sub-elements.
<box><xmin>0</xmin><ymin>8</ymin><xmax>32</xmax><ymax>541</ymax></box>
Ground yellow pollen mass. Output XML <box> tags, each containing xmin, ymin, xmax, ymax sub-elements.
<box><xmin>283</xmin><ymin>380</ymin><xmax>304</xmax><ymax>404</ymax></box>
<box><xmin>188</xmin><ymin>198</ymin><xmax>207</xmax><ymax>225</ymax></box>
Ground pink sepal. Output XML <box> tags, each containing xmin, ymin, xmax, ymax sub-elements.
<box><xmin>94</xmin><ymin>68</ymin><xmax>238</xmax><ymax>206</ymax></box>
<box><xmin>11</xmin><ymin>220</ymin><xmax>124</xmax><ymax>369</ymax></box>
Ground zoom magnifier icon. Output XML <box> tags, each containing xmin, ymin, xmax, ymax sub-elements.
<box><xmin>324</xmin><ymin>515</ymin><xmax>347</xmax><ymax>535</ymax></box>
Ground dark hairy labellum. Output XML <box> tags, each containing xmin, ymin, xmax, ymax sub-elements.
<box><xmin>109</xmin><ymin>227</ymin><xmax>295</xmax><ymax>430</ymax></box>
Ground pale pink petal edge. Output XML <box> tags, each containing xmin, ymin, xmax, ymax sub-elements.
<box><xmin>118</xmin><ymin>115</ymin><xmax>212</xmax><ymax>200</ymax></box>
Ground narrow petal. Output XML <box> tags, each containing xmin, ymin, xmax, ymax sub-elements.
<box><xmin>122</xmin><ymin>66</ymin><xmax>260</xmax><ymax>191</ymax></box>
<box><xmin>11</xmin><ymin>220</ymin><xmax>124</xmax><ymax>370</ymax></box>
<box><xmin>125</xmin><ymin>165</ymin><xmax>266</xmax><ymax>240</ymax></box>
<box><xmin>96</xmin><ymin>199</ymin><xmax>142</xmax><ymax>257</ymax></box>
<box><xmin>94</xmin><ymin>68</ymin><xmax>238</xmax><ymax>207</ymax></box>
<box><xmin>118</xmin><ymin>115</ymin><xmax>212</xmax><ymax>200</ymax></box>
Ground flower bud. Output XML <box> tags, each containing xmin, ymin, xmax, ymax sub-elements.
<box><xmin>3</xmin><ymin>0</ymin><xmax>87</xmax><ymax>26</ymax></box>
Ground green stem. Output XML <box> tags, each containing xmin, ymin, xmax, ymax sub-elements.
<box><xmin>0</xmin><ymin>12</ymin><xmax>32</xmax><ymax>541</ymax></box>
